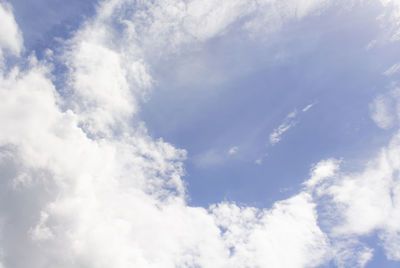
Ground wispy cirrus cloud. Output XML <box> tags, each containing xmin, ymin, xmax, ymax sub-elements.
<box><xmin>383</xmin><ymin>63</ymin><xmax>400</xmax><ymax>76</ymax></box>
<box><xmin>269</xmin><ymin>110</ymin><xmax>298</xmax><ymax>145</ymax></box>
<box><xmin>269</xmin><ymin>103</ymin><xmax>316</xmax><ymax>146</ymax></box>
<box><xmin>302</xmin><ymin>102</ymin><xmax>316</xmax><ymax>112</ymax></box>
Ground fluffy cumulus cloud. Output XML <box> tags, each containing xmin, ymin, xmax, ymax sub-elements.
<box><xmin>304</xmin><ymin>130</ymin><xmax>400</xmax><ymax>263</ymax></box>
<box><xmin>211</xmin><ymin>194</ymin><xmax>330</xmax><ymax>268</ymax></box>
<box><xmin>1</xmin><ymin>0</ymin><xmax>400</xmax><ymax>267</ymax></box>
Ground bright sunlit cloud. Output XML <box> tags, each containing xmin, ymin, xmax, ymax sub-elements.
<box><xmin>1</xmin><ymin>0</ymin><xmax>400</xmax><ymax>267</ymax></box>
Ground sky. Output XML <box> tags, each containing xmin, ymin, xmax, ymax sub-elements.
<box><xmin>1</xmin><ymin>0</ymin><xmax>400</xmax><ymax>267</ymax></box>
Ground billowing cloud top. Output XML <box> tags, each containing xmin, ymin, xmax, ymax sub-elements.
<box><xmin>1</xmin><ymin>0</ymin><xmax>400</xmax><ymax>267</ymax></box>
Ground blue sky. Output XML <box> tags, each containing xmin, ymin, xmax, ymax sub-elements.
<box><xmin>1</xmin><ymin>0</ymin><xmax>400</xmax><ymax>267</ymax></box>
<box><xmin>141</xmin><ymin>1</ymin><xmax>398</xmax><ymax>207</ymax></box>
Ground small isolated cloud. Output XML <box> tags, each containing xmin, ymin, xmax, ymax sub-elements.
<box><xmin>370</xmin><ymin>95</ymin><xmax>395</xmax><ymax>129</ymax></box>
<box><xmin>255</xmin><ymin>153</ymin><xmax>268</xmax><ymax>165</ymax></box>
<box><xmin>269</xmin><ymin>110</ymin><xmax>298</xmax><ymax>145</ymax></box>
<box><xmin>302</xmin><ymin>102</ymin><xmax>316</xmax><ymax>112</ymax></box>
<box><xmin>269</xmin><ymin>122</ymin><xmax>295</xmax><ymax>145</ymax></box>
<box><xmin>269</xmin><ymin>103</ymin><xmax>315</xmax><ymax>146</ymax></box>
<box><xmin>194</xmin><ymin>146</ymin><xmax>239</xmax><ymax>168</ymax></box>
<box><xmin>193</xmin><ymin>149</ymin><xmax>224</xmax><ymax>168</ymax></box>
<box><xmin>228</xmin><ymin>146</ymin><xmax>238</xmax><ymax>155</ymax></box>
<box><xmin>383</xmin><ymin>63</ymin><xmax>400</xmax><ymax>76</ymax></box>
<box><xmin>365</xmin><ymin>39</ymin><xmax>377</xmax><ymax>51</ymax></box>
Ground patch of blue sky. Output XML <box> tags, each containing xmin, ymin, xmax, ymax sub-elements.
<box><xmin>9</xmin><ymin>0</ymin><xmax>96</xmax><ymax>57</ymax></box>
<box><xmin>140</xmin><ymin>1</ymin><xmax>399</xmax><ymax>209</ymax></box>
<box><xmin>8</xmin><ymin>0</ymin><xmax>98</xmax><ymax>100</ymax></box>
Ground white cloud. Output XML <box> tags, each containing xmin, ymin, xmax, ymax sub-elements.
<box><xmin>332</xmin><ymin>240</ymin><xmax>374</xmax><ymax>268</ymax></box>
<box><xmin>304</xmin><ymin>158</ymin><xmax>341</xmax><ymax>189</ymax></box>
<box><xmin>90</xmin><ymin>0</ymin><xmax>335</xmax><ymax>59</ymax></box>
<box><xmin>380</xmin><ymin>232</ymin><xmax>400</xmax><ymax>260</ymax></box>
<box><xmin>358</xmin><ymin>248</ymin><xmax>374</xmax><ymax>267</ymax></box>
<box><xmin>0</xmin><ymin>2</ymin><xmax>337</xmax><ymax>266</ymax></box>
<box><xmin>243</xmin><ymin>0</ymin><xmax>332</xmax><ymax>36</ymax></box>
<box><xmin>365</xmin><ymin>39</ymin><xmax>377</xmax><ymax>50</ymax></box>
<box><xmin>193</xmin><ymin>149</ymin><xmax>225</xmax><ymax>168</ymax></box>
<box><xmin>228</xmin><ymin>146</ymin><xmax>238</xmax><ymax>155</ymax></box>
<box><xmin>370</xmin><ymin>95</ymin><xmax>395</xmax><ymax>129</ymax></box>
<box><xmin>269</xmin><ymin>122</ymin><xmax>294</xmax><ymax>145</ymax></box>
<box><xmin>369</xmin><ymin>88</ymin><xmax>400</xmax><ymax>130</ymax></box>
<box><xmin>268</xmin><ymin>104</ymin><xmax>317</xmax><ymax>146</ymax></box>
<box><xmin>0</xmin><ymin>2</ymin><xmax>23</xmax><ymax>62</ymax></box>
<box><xmin>2</xmin><ymin>0</ymin><xmax>400</xmax><ymax>267</ymax></box>
<box><xmin>378</xmin><ymin>0</ymin><xmax>400</xmax><ymax>41</ymax></box>
<box><xmin>66</xmin><ymin>40</ymin><xmax>137</xmax><ymax>135</ymax></box>
<box><xmin>211</xmin><ymin>193</ymin><xmax>330</xmax><ymax>268</ymax></box>
<box><xmin>269</xmin><ymin>110</ymin><xmax>297</xmax><ymax>145</ymax></box>
<box><xmin>383</xmin><ymin>63</ymin><xmax>400</xmax><ymax>76</ymax></box>
<box><xmin>193</xmin><ymin>146</ymin><xmax>239</xmax><ymax>168</ymax></box>
<box><xmin>302</xmin><ymin>102</ymin><xmax>316</xmax><ymax>112</ymax></box>
<box><xmin>306</xmin><ymin>130</ymin><xmax>400</xmax><ymax>262</ymax></box>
